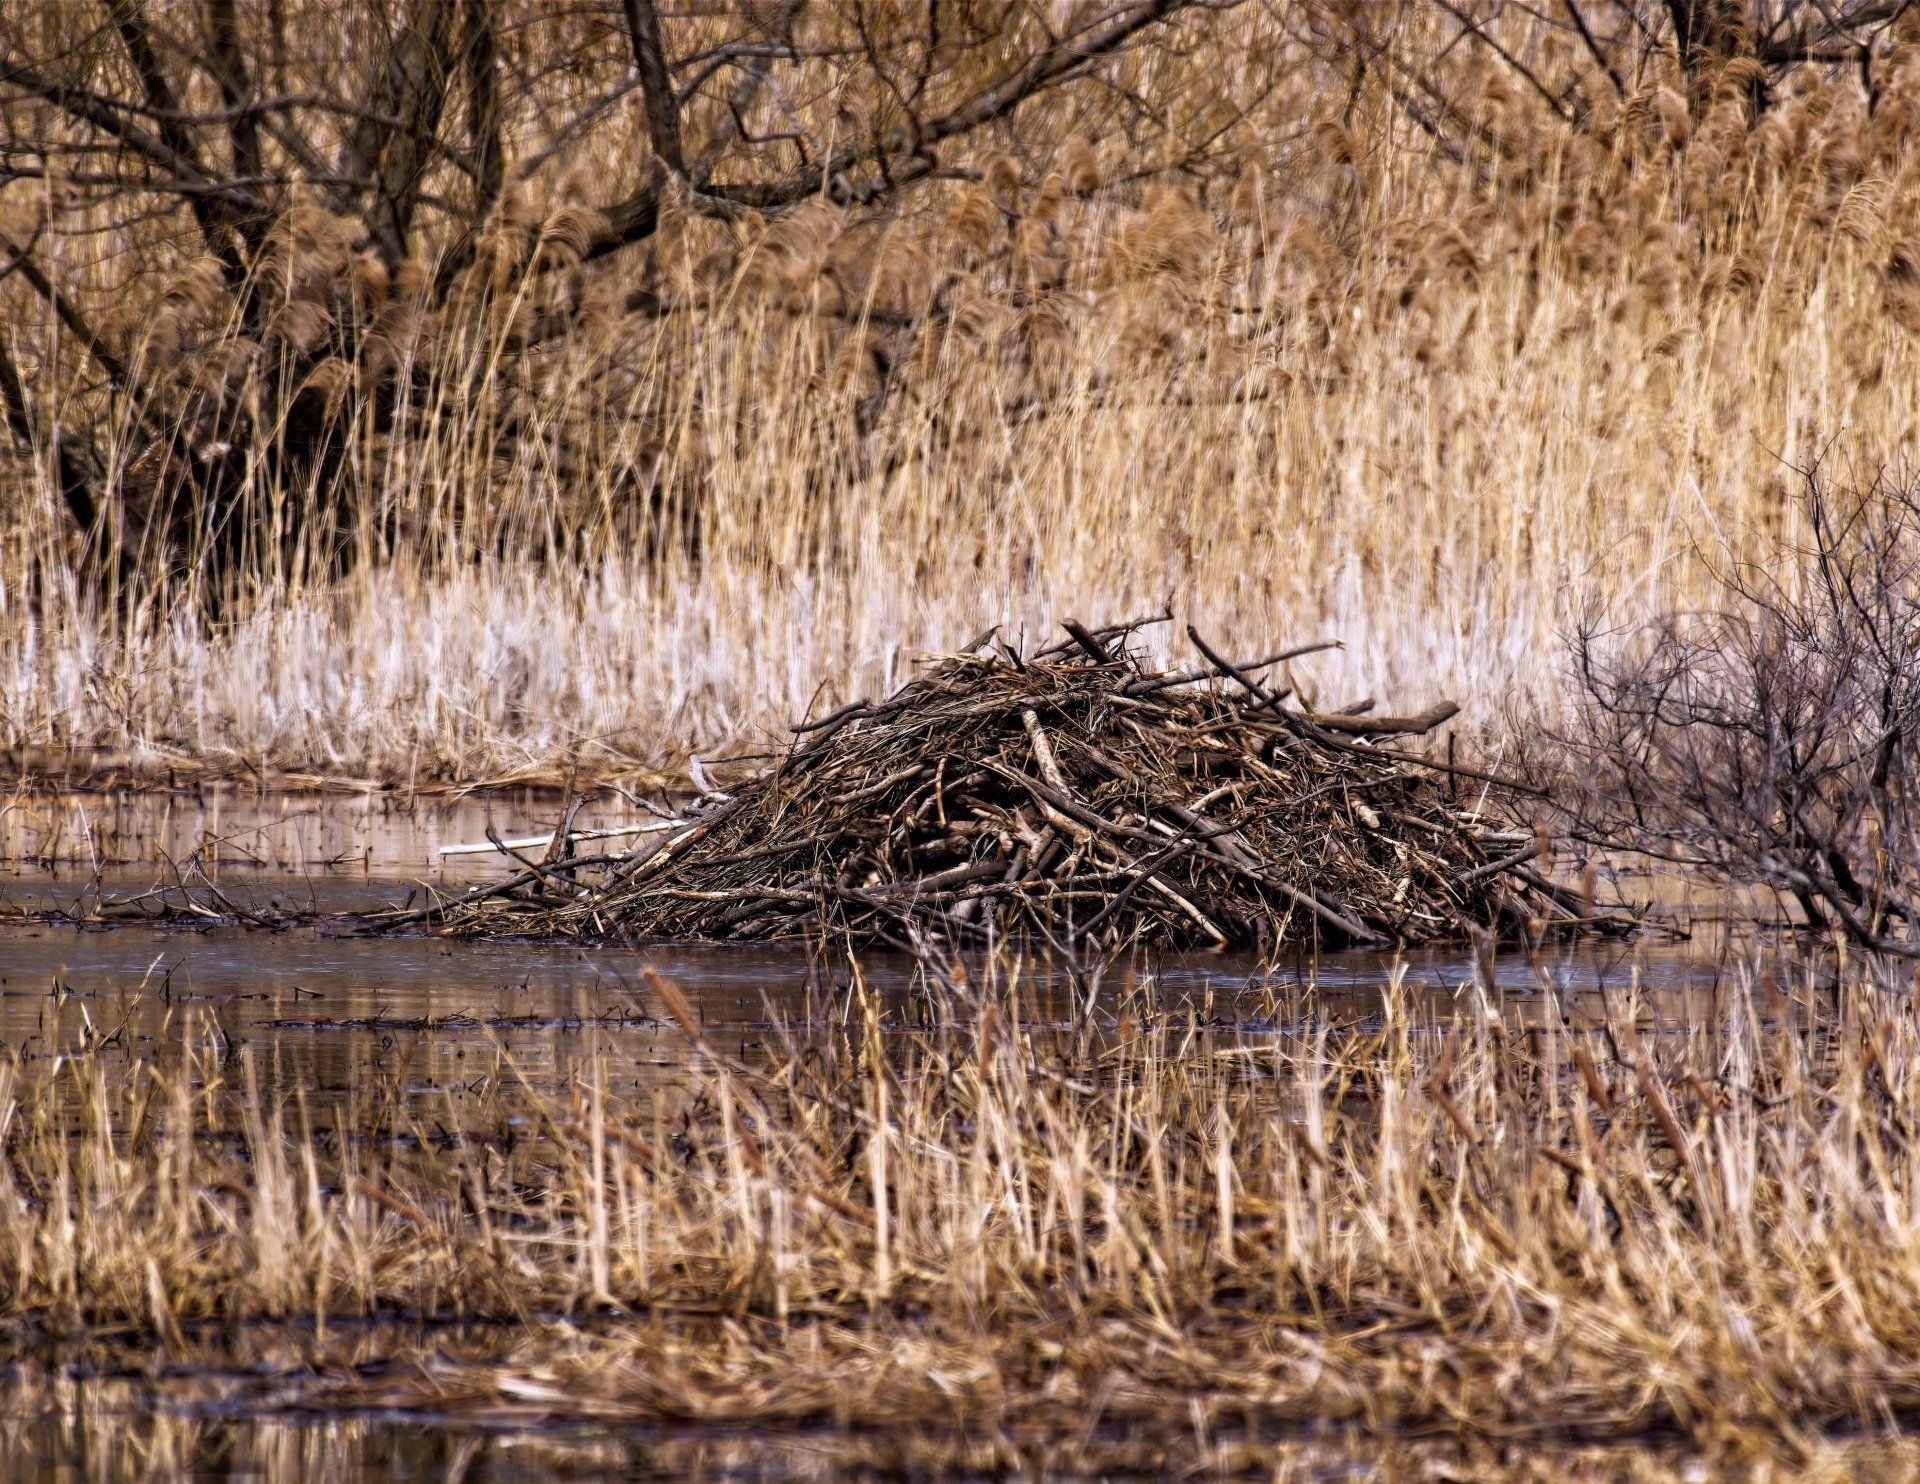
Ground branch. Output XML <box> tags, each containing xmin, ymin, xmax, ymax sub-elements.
<box><xmin>620</xmin><ymin>0</ymin><xmax>685</xmax><ymax>174</ymax></box>
<box><xmin>0</xmin><ymin>57</ymin><xmax>252</xmax><ymax>200</ymax></box>
<box><xmin>1432</xmin><ymin>0</ymin><xmax>1573</xmax><ymax>121</ymax></box>
<box><xmin>202</xmin><ymin>0</ymin><xmax>264</xmax><ymax>188</ymax></box>
<box><xmin>687</xmin><ymin>2</ymin><xmax>810</xmax><ymax>171</ymax></box>
<box><xmin>1561</xmin><ymin>0</ymin><xmax>1625</xmax><ymax>96</ymax></box>
<box><xmin>1</xmin><ymin>233</ymin><xmax>129</xmax><ymax>389</ymax></box>
<box><xmin>429</xmin><ymin>0</ymin><xmax>508</xmax><ymax>294</ymax></box>
<box><xmin>585</xmin><ymin>0</ymin><xmax>1211</xmax><ymax>258</ymax></box>
<box><xmin>463</xmin><ymin>0</ymin><xmax>504</xmax><ymax>217</ymax></box>
<box><xmin>0</xmin><ymin>307</ymin><xmax>98</xmax><ymax>536</ymax></box>
<box><xmin>103</xmin><ymin>0</ymin><xmax>247</xmax><ymax>267</ymax></box>
<box><xmin>917</xmin><ymin>1</ymin><xmax>1212</xmax><ymax>152</ymax></box>
<box><xmin>338</xmin><ymin>0</ymin><xmax>460</xmax><ymax>265</ymax></box>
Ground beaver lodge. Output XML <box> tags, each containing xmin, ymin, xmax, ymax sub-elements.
<box><xmin>406</xmin><ymin>619</ymin><xmax>1601</xmax><ymax>950</ymax></box>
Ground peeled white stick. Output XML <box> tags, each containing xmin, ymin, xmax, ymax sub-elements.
<box><xmin>438</xmin><ymin>821</ymin><xmax>679</xmax><ymax>858</ymax></box>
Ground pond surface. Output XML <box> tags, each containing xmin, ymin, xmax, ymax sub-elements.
<box><xmin>0</xmin><ymin>788</ymin><xmax>1731</xmax><ymax>1072</ymax></box>
<box><xmin>0</xmin><ymin>785</ymin><xmax>1748</xmax><ymax>1479</ymax></box>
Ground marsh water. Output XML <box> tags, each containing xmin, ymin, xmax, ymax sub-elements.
<box><xmin>0</xmin><ymin>786</ymin><xmax>1740</xmax><ymax>1479</ymax></box>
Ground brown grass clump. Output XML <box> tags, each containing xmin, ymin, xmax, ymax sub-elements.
<box><xmin>411</xmin><ymin>618</ymin><xmax>1581</xmax><ymax>949</ymax></box>
<box><xmin>7</xmin><ymin>953</ymin><xmax>1920</xmax><ymax>1472</ymax></box>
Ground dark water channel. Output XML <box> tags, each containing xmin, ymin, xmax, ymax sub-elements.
<box><xmin>0</xmin><ymin>787</ymin><xmax>1732</xmax><ymax>1479</ymax></box>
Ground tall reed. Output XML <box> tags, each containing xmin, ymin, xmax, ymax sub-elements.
<box><xmin>4</xmin><ymin>6</ymin><xmax>1919</xmax><ymax>781</ymax></box>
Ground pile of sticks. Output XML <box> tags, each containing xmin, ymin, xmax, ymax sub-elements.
<box><xmin>402</xmin><ymin>619</ymin><xmax>1601</xmax><ymax>949</ymax></box>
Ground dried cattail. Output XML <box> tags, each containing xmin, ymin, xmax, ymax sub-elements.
<box><xmin>1851</xmin><ymin>340</ymin><xmax>1886</xmax><ymax>391</ymax></box>
<box><xmin>768</xmin><ymin>200</ymin><xmax>840</xmax><ymax>269</ymax></box>
<box><xmin>476</xmin><ymin>224</ymin><xmax>527</xmax><ymax>294</ymax></box>
<box><xmin>1711</xmin><ymin>57</ymin><xmax>1768</xmax><ymax>108</ymax></box>
<box><xmin>728</xmin><ymin>208</ymin><xmax>767</xmax><ymax>248</ymax></box>
<box><xmin>1128</xmin><ymin>188</ymin><xmax>1213</xmax><ymax>278</ymax></box>
<box><xmin>1228</xmin><ymin>162</ymin><xmax>1264</xmax><ymax>218</ymax></box>
<box><xmin>99</xmin><ymin>302</ymin><xmax>145</xmax><ymax>357</ymax></box>
<box><xmin>358</xmin><ymin>331</ymin><xmax>402</xmax><ymax>386</ymax></box>
<box><xmin>131</xmin><ymin>307</ymin><xmax>187</xmax><ymax>363</ymax></box>
<box><xmin>1425</xmin><ymin>222</ymin><xmax>1480</xmax><ymax>281</ymax></box>
<box><xmin>348</xmin><ymin>252</ymin><xmax>390</xmax><ymax>314</ymax></box>
<box><xmin>1837</xmin><ymin>178</ymin><xmax>1890</xmax><ymax>248</ymax></box>
<box><xmin>983</xmin><ymin>153</ymin><xmax>1022</xmax><ymax>204</ymax></box>
<box><xmin>537</xmin><ymin>206</ymin><xmax>612</xmax><ymax>269</ymax></box>
<box><xmin>269</xmin><ymin>298</ymin><xmax>332</xmax><ymax>356</ymax></box>
<box><xmin>1028</xmin><ymin>175</ymin><xmax>1065</xmax><ymax>227</ymax></box>
<box><xmin>1753</xmin><ymin>109</ymin><xmax>1798</xmax><ymax>172</ymax></box>
<box><xmin>390</xmin><ymin>258</ymin><xmax>431</xmax><ymax>302</ymax></box>
<box><xmin>1563</xmin><ymin>221</ymin><xmax>1609</xmax><ymax>275</ymax></box>
<box><xmin>266</xmin><ymin>201</ymin><xmax>324</xmax><ymax>252</ymax></box>
<box><xmin>1010</xmin><ymin>215</ymin><xmax>1054</xmax><ymax>279</ymax></box>
<box><xmin>867</xmin><ymin>237</ymin><xmax>933</xmax><ymax>308</ymax></box>
<box><xmin>1886</xmin><ymin>239</ymin><xmax>1920</xmax><ymax>331</ymax></box>
<box><xmin>946</xmin><ymin>287</ymin><xmax>1007</xmax><ymax>342</ymax></box>
<box><xmin>162</xmin><ymin>257</ymin><xmax>229</xmax><ymax>316</ymax></box>
<box><xmin>945</xmin><ymin>190</ymin><xmax>1000</xmax><ymax>253</ymax></box>
<box><xmin>1798</xmin><ymin>74</ymin><xmax>1840</xmax><ymax>124</ymax></box>
<box><xmin>1634</xmin><ymin>241</ymin><xmax>1678</xmax><ymax>302</ymax></box>
<box><xmin>500</xmin><ymin>184</ymin><xmax>540</xmax><ymax>231</ymax></box>
<box><xmin>1869</xmin><ymin>95</ymin><xmax>1914</xmax><ymax>158</ymax></box>
<box><xmin>1309</xmin><ymin>117</ymin><xmax>1357</xmax><ymax>170</ymax></box>
<box><xmin>213</xmin><ymin>335</ymin><xmax>262</xmax><ymax>385</ymax></box>
<box><xmin>1888</xmin><ymin>238</ymin><xmax>1920</xmax><ymax>287</ymax></box>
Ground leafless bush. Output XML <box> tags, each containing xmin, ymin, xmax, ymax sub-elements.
<box><xmin>1547</xmin><ymin>467</ymin><xmax>1920</xmax><ymax>951</ymax></box>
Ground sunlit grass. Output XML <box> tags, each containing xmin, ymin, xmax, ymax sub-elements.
<box><xmin>3</xmin><ymin>9</ymin><xmax>1916</xmax><ymax>784</ymax></box>
<box><xmin>6</xmin><ymin>951</ymin><xmax>1920</xmax><ymax>1471</ymax></box>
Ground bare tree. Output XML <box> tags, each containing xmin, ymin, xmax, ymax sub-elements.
<box><xmin>0</xmin><ymin>0</ymin><xmax>1226</xmax><ymax>599</ymax></box>
<box><xmin>1326</xmin><ymin>0</ymin><xmax>1912</xmax><ymax>164</ymax></box>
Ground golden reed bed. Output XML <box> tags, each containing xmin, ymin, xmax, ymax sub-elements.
<box><xmin>1</xmin><ymin>4</ymin><xmax>1916</xmax><ymax>786</ymax></box>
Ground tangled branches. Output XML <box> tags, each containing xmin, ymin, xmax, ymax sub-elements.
<box><xmin>401</xmin><ymin>618</ymin><xmax>1597</xmax><ymax>949</ymax></box>
<box><xmin>1547</xmin><ymin>466</ymin><xmax>1920</xmax><ymax>953</ymax></box>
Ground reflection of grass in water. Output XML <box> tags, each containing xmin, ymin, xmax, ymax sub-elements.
<box><xmin>28</xmin><ymin>1379</ymin><xmax>1895</xmax><ymax>1484</ymax></box>
<box><xmin>7</xmin><ymin>955</ymin><xmax>1920</xmax><ymax>1473</ymax></box>
<box><xmin>260</xmin><ymin>1009</ymin><xmax>660</xmax><ymax>1032</ymax></box>
<box><xmin>12</xmin><ymin>1379</ymin><xmax>1918</xmax><ymax>1482</ymax></box>
<box><xmin>0</xmin><ymin>1374</ymin><xmax>936</xmax><ymax>1482</ymax></box>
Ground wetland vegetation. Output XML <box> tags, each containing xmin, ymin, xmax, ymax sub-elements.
<box><xmin>9</xmin><ymin>876</ymin><xmax>1920</xmax><ymax>1478</ymax></box>
<box><xmin>8</xmin><ymin>0</ymin><xmax>1920</xmax><ymax>1476</ymax></box>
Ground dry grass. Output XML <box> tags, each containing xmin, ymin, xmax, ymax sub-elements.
<box><xmin>3</xmin><ymin>7</ymin><xmax>1919</xmax><ymax>784</ymax></box>
<box><xmin>8</xmin><ymin>950</ymin><xmax>1920</xmax><ymax>1471</ymax></box>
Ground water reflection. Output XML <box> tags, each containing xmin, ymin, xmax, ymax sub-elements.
<box><xmin>0</xmin><ymin>788</ymin><xmax>1801</xmax><ymax>1477</ymax></box>
<box><xmin>0</xmin><ymin>1371</ymin><xmax>861</xmax><ymax>1481</ymax></box>
<box><xmin>0</xmin><ymin>787</ymin><xmax>1747</xmax><ymax>1102</ymax></box>
<box><xmin>0</xmin><ymin>904</ymin><xmax>1735</xmax><ymax>1125</ymax></box>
